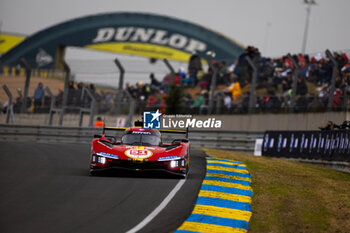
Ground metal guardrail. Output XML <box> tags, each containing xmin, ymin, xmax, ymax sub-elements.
<box><xmin>0</xmin><ymin>124</ymin><xmax>263</xmax><ymax>153</ymax></box>
<box><xmin>0</xmin><ymin>125</ymin><xmax>100</xmax><ymax>144</ymax></box>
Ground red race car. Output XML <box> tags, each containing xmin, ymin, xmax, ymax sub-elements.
<box><xmin>90</xmin><ymin>126</ymin><xmax>190</xmax><ymax>178</ymax></box>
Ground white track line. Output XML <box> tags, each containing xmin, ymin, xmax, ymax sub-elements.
<box><xmin>126</xmin><ymin>179</ymin><xmax>186</xmax><ymax>233</ymax></box>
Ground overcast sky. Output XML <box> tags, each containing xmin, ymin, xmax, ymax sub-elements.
<box><xmin>0</xmin><ymin>0</ymin><xmax>349</xmax><ymax>57</ymax></box>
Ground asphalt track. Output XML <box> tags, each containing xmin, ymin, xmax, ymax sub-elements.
<box><xmin>0</xmin><ymin>141</ymin><xmax>206</xmax><ymax>233</ymax></box>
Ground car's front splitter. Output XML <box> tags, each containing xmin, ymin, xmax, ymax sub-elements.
<box><xmin>90</xmin><ymin>165</ymin><xmax>187</xmax><ymax>177</ymax></box>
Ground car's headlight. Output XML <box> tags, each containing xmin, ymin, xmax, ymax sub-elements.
<box><xmin>170</xmin><ymin>160</ymin><xmax>178</xmax><ymax>168</ymax></box>
<box><xmin>170</xmin><ymin>159</ymin><xmax>185</xmax><ymax>168</ymax></box>
<box><xmin>98</xmin><ymin>157</ymin><xmax>106</xmax><ymax>164</ymax></box>
<box><xmin>92</xmin><ymin>154</ymin><xmax>107</xmax><ymax>164</ymax></box>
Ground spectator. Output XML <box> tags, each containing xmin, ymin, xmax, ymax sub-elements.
<box><xmin>56</xmin><ymin>88</ymin><xmax>63</xmax><ymax>107</ymax></box>
<box><xmin>335</xmin><ymin>76</ymin><xmax>342</xmax><ymax>89</ymax></box>
<box><xmin>149</xmin><ymin>73</ymin><xmax>162</xmax><ymax>94</ymax></box>
<box><xmin>264</xmin><ymin>90</ymin><xmax>281</xmax><ymax>113</ymax></box>
<box><xmin>236</xmin><ymin>47</ymin><xmax>250</xmax><ymax>86</ymax></box>
<box><xmin>33</xmin><ymin>82</ymin><xmax>45</xmax><ymax>113</ymax></box>
<box><xmin>67</xmin><ymin>80</ymin><xmax>76</xmax><ymax>106</ymax></box>
<box><xmin>340</xmin><ymin>120</ymin><xmax>350</xmax><ymax>129</ymax></box>
<box><xmin>89</xmin><ymin>83</ymin><xmax>101</xmax><ymax>102</ymax></box>
<box><xmin>308</xmin><ymin>95</ymin><xmax>326</xmax><ymax>112</ymax></box>
<box><xmin>259</xmin><ymin>58</ymin><xmax>274</xmax><ymax>84</ymax></box>
<box><xmin>218</xmin><ymin>61</ymin><xmax>230</xmax><ymax>85</ymax></box>
<box><xmin>16</xmin><ymin>88</ymin><xmax>23</xmax><ymax>100</ymax></box>
<box><xmin>294</xmin><ymin>95</ymin><xmax>308</xmax><ymax>112</ymax></box>
<box><xmin>160</xmin><ymin>74</ymin><xmax>170</xmax><ymax>93</ymax></box>
<box><xmin>13</xmin><ymin>88</ymin><xmax>23</xmax><ymax>113</ymax></box>
<box><xmin>178</xmin><ymin>67</ymin><xmax>187</xmax><ymax>82</ymax></box>
<box><xmin>282</xmin><ymin>76</ymin><xmax>293</xmax><ymax>93</ymax></box>
<box><xmin>125</xmin><ymin>82</ymin><xmax>132</xmax><ymax>95</ymax></box>
<box><xmin>318</xmin><ymin>85</ymin><xmax>329</xmax><ymax>106</ymax></box>
<box><xmin>184</xmin><ymin>93</ymin><xmax>193</xmax><ymax>113</ymax></box>
<box><xmin>146</xmin><ymin>95</ymin><xmax>157</xmax><ymax>108</ymax></box>
<box><xmin>145</xmin><ymin>94</ymin><xmax>162</xmax><ymax>111</ymax></box>
<box><xmin>215</xmin><ymin>91</ymin><xmax>224</xmax><ymax>114</ymax></box>
<box><xmin>227</xmin><ymin>73</ymin><xmax>242</xmax><ymax>101</ymax></box>
<box><xmin>2</xmin><ymin>101</ymin><xmax>8</xmax><ymax>114</ymax></box>
<box><xmin>223</xmin><ymin>91</ymin><xmax>232</xmax><ymax>113</ymax></box>
<box><xmin>13</xmin><ymin>96</ymin><xmax>22</xmax><ymax>113</ymax></box>
<box><xmin>43</xmin><ymin>94</ymin><xmax>51</xmax><ymax>113</ymax></box>
<box><xmin>192</xmin><ymin>93</ymin><xmax>203</xmax><ymax>114</ymax></box>
<box><xmin>199</xmin><ymin>91</ymin><xmax>209</xmax><ymax>114</ymax></box>
<box><xmin>188</xmin><ymin>53</ymin><xmax>202</xmax><ymax>87</ymax></box>
<box><xmin>181</xmin><ymin>74</ymin><xmax>192</xmax><ymax>87</ymax></box>
<box><xmin>318</xmin><ymin>121</ymin><xmax>337</xmax><ymax>131</ymax></box>
<box><xmin>75</xmin><ymin>82</ymin><xmax>84</xmax><ymax>107</ymax></box>
<box><xmin>199</xmin><ymin>68</ymin><xmax>212</xmax><ymax>90</ymax></box>
<box><xmin>94</xmin><ymin>117</ymin><xmax>104</xmax><ymax>128</ymax></box>
<box><xmin>173</xmin><ymin>73</ymin><xmax>182</xmax><ymax>85</ymax></box>
<box><xmin>332</xmin><ymin>88</ymin><xmax>343</xmax><ymax>111</ymax></box>
<box><xmin>296</xmin><ymin>77</ymin><xmax>308</xmax><ymax>96</ymax></box>
<box><xmin>150</xmin><ymin>73</ymin><xmax>160</xmax><ymax>87</ymax></box>
<box><xmin>238</xmin><ymin>91</ymin><xmax>250</xmax><ymax>113</ymax></box>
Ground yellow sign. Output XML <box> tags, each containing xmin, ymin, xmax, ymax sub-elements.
<box><xmin>0</xmin><ymin>33</ymin><xmax>25</xmax><ymax>54</ymax></box>
<box><xmin>86</xmin><ymin>42</ymin><xmax>192</xmax><ymax>62</ymax></box>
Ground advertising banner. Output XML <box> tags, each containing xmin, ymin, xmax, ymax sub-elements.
<box><xmin>262</xmin><ymin>130</ymin><xmax>350</xmax><ymax>162</ymax></box>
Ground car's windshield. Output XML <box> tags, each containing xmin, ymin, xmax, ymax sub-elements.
<box><xmin>122</xmin><ymin>134</ymin><xmax>161</xmax><ymax>146</ymax></box>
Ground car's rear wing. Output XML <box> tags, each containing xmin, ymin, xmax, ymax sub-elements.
<box><xmin>159</xmin><ymin>128</ymin><xmax>189</xmax><ymax>139</ymax></box>
<box><xmin>103</xmin><ymin>127</ymin><xmax>189</xmax><ymax>139</ymax></box>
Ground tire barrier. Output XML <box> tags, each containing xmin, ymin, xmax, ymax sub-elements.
<box><xmin>175</xmin><ymin>158</ymin><xmax>252</xmax><ymax>233</ymax></box>
<box><xmin>262</xmin><ymin>130</ymin><xmax>350</xmax><ymax>162</ymax></box>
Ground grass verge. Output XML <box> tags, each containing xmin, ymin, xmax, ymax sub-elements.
<box><xmin>202</xmin><ymin>148</ymin><xmax>350</xmax><ymax>233</ymax></box>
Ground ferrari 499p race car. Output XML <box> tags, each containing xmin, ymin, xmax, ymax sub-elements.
<box><xmin>90</xmin><ymin>126</ymin><xmax>190</xmax><ymax>178</ymax></box>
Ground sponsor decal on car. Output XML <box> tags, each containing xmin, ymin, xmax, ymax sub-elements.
<box><xmin>157</xmin><ymin>155</ymin><xmax>179</xmax><ymax>161</ymax></box>
<box><xmin>124</xmin><ymin>148</ymin><xmax>153</xmax><ymax>159</ymax></box>
<box><xmin>131</xmin><ymin>131</ymin><xmax>151</xmax><ymax>134</ymax></box>
<box><xmin>97</xmin><ymin>151</ymin><xmax>119</xmax><ymax>159</ymax></box>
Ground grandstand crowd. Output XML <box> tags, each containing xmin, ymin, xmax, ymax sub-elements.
<box><xmin>2</xmin><ymin>46</ymin><xmax>350</xmax><ymax>115</ymax></box>
<box><xmin>118</xmin><ymin>46</ymin><xmax>350</xmax><ymax>114</ymax></box>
